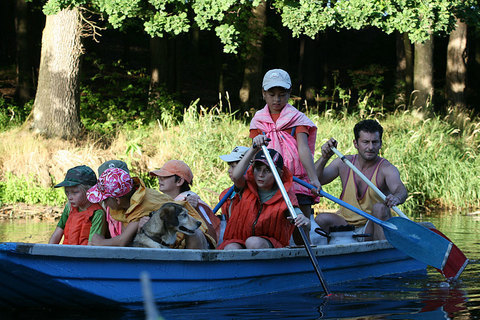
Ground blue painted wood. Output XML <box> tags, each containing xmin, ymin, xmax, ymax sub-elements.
<box><xmin>0</xmin><ymin>242</ymin><xmax>426</xmax><ymax>309</ymax></box>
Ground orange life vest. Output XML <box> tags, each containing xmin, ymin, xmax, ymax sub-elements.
<box><xmin>218</xmin><ymin>166</ymin><xmax>297</xmax><ymax>249</ymax></box>
<box><xmin>64</xmin><ymin>203</ymin><xmax>104</xmax><ymax>245</ymax></box>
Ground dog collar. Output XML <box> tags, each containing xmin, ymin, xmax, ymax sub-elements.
<box><xmin>142</xmin><ymin>230</ymin><xmax>173</xmax><ymax>248</ymax></box>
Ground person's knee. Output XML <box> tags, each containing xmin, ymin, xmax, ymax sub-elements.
<box><xmin>245</xmin><ymin>237</ymin><xmax>270</xmax><ymax>249</ymax></box>
<box><xmin>315</xmin><ymin>213</ymin><xmax>346</xmax><ymax>232</ymax></box>
<box><xmin>372</xmin><ymin>203</ymin><xmax>390</xmax><ymax>221</ymax></box>
<box><xmin>223</xmin><ymin>242</ymin><xmax>242</xmax><ymax>250</ymax></box>
<box><xmin>314</xmin><ymin>213</ymin><xmax>330</xmax><ymax>227</ymax></box>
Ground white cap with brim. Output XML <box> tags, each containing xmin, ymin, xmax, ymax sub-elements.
<box><xmin>219</xmin><ymin>146</ymin><xmax>249</xmax><ymax>163</ymax></box>
<box><xmin>262</xmin><ymin>69</ymin><xmax>291</xmax><ymax>91</ymax></box>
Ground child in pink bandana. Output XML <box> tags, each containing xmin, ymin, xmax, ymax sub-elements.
<box><xmin>250</xmin><ymin>69</ymin><xmax>321</xmax><ymax>243</ymax></box>
<box><xmin>86</xmin><ymin>167</ymin><xmax>213</xmax><ymax>248</ymax></box>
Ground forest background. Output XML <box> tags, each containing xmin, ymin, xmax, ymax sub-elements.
<box><xmin>0</xmin><ymin>0</ymin><xmax>479</xmax><ymax>219</ymax></box>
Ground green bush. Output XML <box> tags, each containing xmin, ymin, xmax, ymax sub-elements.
<box><xmin>80</xmin><ymin>58</ymin><xmax>183</xmax><ymax>135</ymax></box>
<box><xmin>0</xmin><ymin>98</ymin><xmax>32</xmax><ymax>131</ymax></box>
<box><xmin>0</xmin><ymin>173</ymin><xmax>65</xmax><ymax>206</ymax></box>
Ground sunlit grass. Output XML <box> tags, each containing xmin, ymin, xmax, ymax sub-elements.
<box><xmin>0</xmin><ymin>106</ymin><xmax>478</xmax><ymax>216</ymax></box>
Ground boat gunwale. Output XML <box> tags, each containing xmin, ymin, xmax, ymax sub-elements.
<box><xmin>1</xmin><ymin>241</ymin><xmax>394</xmax><ymax>262</ymax></box>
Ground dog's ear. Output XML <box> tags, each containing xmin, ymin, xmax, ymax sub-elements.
<box><xmin>160</xmin><ymin>204</ymin><xmax>179</xmax><ymax>227</ymax></box>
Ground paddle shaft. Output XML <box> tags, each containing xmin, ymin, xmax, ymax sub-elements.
<box><xmin>329</xmin><ymin>148</ymin><xmax>468</xmax><ymax>280</ymax></box>
<box><xmin>261</xmin><ymin>146</ymin><xmax>330</xmax><ymax>295</ymax></box>
<box><xmin>330</xmin><ymin>147</ymin><xmax>407</xmax><ymax>219</ymax></box>
<box><xmin>293</xmin><ymin>177</ymin><xmax>458</xmax><ymax>271</ymax></box>
<box><xmin>293</xmin><ymin>177</ymin><xmax>396</xmax><ymax>230</ymax></box>
<box><xmin>212</xmin><ymin>186</ymin><xmax>234</xmax><ymax>214</ymax></box>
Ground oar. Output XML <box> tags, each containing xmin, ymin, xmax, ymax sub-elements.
<box><xmin>330</xmin><ymin>147</ymin><xmax>409</xmax><ymax>218</ymax></box>
<box><xmin>213</xmin><ymin>186</ymin><xmax>234</xmax><ymax>214</ymax></box>
<box><xmin>293</xmin><ymin>177</ymin><xmax>453</xmax><ymax>271</ymax></box>
<box><xmin>261</xmin><ymin>146</ymin><xmax>330</xmax><ymax>295</ymax></box>
<box><xmin>330</xmin><ymin>147</ymin><xmax>469</xmax><ymax>280</ymax></box>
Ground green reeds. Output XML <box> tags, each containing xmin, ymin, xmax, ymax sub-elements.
<box><xmin>0</xmin><ymin>107</ymin><xmax>478</xmax><ymax>215</ymax></box>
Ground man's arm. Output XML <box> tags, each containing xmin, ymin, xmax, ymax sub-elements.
<box><xmin>383</xmin><ymin>164</ymin><xmax>408</xmax><ymax>208</ymax></box>
<box><xmin>314</xmin><ymin>138</ymin><xmax>340</xmax><ymax>185</ymax></box>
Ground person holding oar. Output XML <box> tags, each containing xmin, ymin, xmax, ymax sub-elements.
<box><xmin>216</xmin><ymin>143</ymin><xmax>310</xmax><ymax>250</ymax></box>
<box><xmin>314</xmin><ymin>119</ymin><xmax>408</xmax><ymax>241</ymax></box>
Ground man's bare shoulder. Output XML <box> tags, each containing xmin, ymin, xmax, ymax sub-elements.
<box><xmin>336</xmin><ymin>155</ymin><xmax>354</xmax><ymax>176</ymax></box>
<box><xmin>378</xmin><ymin>157</ymin><xmax>401</xmax><ymax>175</ymax></box>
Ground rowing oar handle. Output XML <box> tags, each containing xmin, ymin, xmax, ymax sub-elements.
<box><xmin>330</xmin><ymin>147</ymin><xmax>408</xmax><ymax>219</ymax></box>
<box><xmin>261</xmin><ymin>146</ymin><xmax>330</xmax><ymax>295</ymax></box>
<box><xmin>292</xmin><ymin>176</ymin><xmax>395</xmax><ymax>229</ymax></box>
<box><xmin>212</xmin><ymin>186</ymin><xmax>234</xmax><ymax>214</ymax></box>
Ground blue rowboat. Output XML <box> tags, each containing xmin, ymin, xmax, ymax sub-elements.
<box><xmin>0</xmin><ymin>241</ymin><xmax>426</xmax><ymax>309</ymax></box>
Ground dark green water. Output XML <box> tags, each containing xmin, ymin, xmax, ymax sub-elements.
<box><xmin>1</xmin><ymin>213</ymin><xmax>479</xmax><ymax>319</ymax></box>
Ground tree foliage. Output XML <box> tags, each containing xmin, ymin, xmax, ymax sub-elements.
<box><xmin>273</xmin><ymin>0</ymin><xmax>479</xmax><ymax>43</ymax></box>
<box><xmin>38</xmin><ymin>0</ymin><xmax>480</xmax><ymax>54</ymax></box>
<box><xmin>41</xmin><ymin>0</ymin><xmax>262</xmax><ymax>54</ymax></box>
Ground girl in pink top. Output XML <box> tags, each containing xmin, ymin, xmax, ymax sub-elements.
<box><xmin>250</xmin><ymin>69</ymin><xmax>321</xmax><ymax>243</ymax></box>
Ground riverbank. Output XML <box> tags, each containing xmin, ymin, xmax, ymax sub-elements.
<box><xmin>0</xmin><ymin>203</ymin><xmax>62</xmax><ymax>221</ymax></box>
<box><xmin>0</xmin><ymin>107</ymin><xmax>479</xmax><ymax>215</ymax></box>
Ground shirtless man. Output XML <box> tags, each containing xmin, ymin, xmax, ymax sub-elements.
<box><xmin>314</xmin><ymin>119</ymin><xmax>408</xmax><ymax>240</ymax></box>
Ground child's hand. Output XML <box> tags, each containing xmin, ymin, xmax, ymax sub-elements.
<box><xmin>184</xmin><ymin>193</ymin><xmax>200</xmax><ymax>208</ymax></box>
<box><xmin>294</xmin><ymin>213</ymin><xmax>311</xmax><ymax>228</ymax></box>
<box><xmin>308</xmin><ymin>178</ymin><xmax>322</xmax><ymax>196</ymax></box>
<box><xmin>252</xmin><ymin>135</ymin><xmax>269</xmax><ymax>149</ymax></box>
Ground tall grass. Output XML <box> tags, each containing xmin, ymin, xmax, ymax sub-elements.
<box><xmin>0</xmin><ymin>106</ymin><xmax>478</xmax><ymax>216</ymax></box>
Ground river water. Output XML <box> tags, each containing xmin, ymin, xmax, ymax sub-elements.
<box><xmin>1</xmin><ymin>212</ymin><xmax>479</xmax><ymax>320</ymax></box>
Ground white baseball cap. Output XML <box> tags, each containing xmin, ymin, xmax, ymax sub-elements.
<box><xmin>262</xmin><ymin>69</ymin><xmax>291</xmax><ymax>90</ymax></box>
<box><xmin>219</xmin><ymin>146</ymin><xmax>249</xmax><ymax>163</ymax></box>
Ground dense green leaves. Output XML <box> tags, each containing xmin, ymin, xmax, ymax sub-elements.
<box><xmin>274</xmin><ymin>0</ymin><xmax>479</xmax><ymax>43</ymax></box>
<box><xmin>40</xmin><ymin>0</ymin><xmax>480</xmax><ymax>51</ymax></box>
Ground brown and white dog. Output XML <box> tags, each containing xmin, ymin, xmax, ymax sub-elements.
<box><xmin>132</xmin><ymin>203</ymin><xmax>202</xmax><ymax>248</ymax></box>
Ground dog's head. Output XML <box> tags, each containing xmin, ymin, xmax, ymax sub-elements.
<box><xmin>154</xmin><ymin>202</ymin><xmax>202</xmax><ymax>235</ymax></box>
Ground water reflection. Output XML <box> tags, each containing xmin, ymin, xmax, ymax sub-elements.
<box><xmin>0</xmin><ymin>219</ymin><xmax>56</xmax><ymax>243</ymax></box>
<box><xmin>0</xmin><ymin>212</ymin><xmax>479</xmax><ymax>319</ymax></box>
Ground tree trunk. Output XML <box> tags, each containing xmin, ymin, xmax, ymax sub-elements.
<box><xmin>297</xmin><ymin>37</ymin><xmax>305</xmax><ymax>96</ymax></box>
<box><xmin>395</xmin><ymin>32</ymin><xmax>413</xmax><ymax>106</ymax></box>
<box><xmin>239</xmin><ymin>1</ymin><xmax>267</xmax><ymax>108</ymax></box>
<box><xmin>404</xmin><ymin>33</ymin><xmax>414</xmax><ymax>100</ymax></box>
<box><xmin>31</xmin><ymin>8</ymin><xmax>83</xmax><ymax>139</ymax></box>
<box><xmin>149</xmin><ymin>36</ymin><xmax>168</xmax><ymax>103</ymax></box>
<box><xmin>395</xmin><ymin>32</ymin><xmax>407</xmax><ymax>106</ymax></box>
<box><xmin>445</xmin><ymin>19</ymin><xmax>467</xmax><ymax>107</ymax></box>
<box><xmin>413</xmin><ymin>35</ymin><xmax>434</xmax><ymax>111</ymax></box>
<box><xmin>14</xmin><ymin>0</ymin><xmax>34</xmax><ymax>105</ymax></box>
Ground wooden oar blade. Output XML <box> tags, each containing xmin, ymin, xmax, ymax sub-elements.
<box><xmin>384</xmin><ymin>217</ymin><xmax>452</xmax><ymax>270</ymax></box>
<box><xmin>429</xmin><ymin>229</ymin><xmax>469</xmax><ymax>280</ymax></box>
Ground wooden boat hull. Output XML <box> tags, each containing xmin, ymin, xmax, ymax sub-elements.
<box><xmin>0</xmin><ymin>241</ymin><xmax>426</xmax><ymax>309</ymax></box>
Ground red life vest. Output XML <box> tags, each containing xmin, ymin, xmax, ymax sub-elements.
<box><xmin>219</xmin><ymin>187</ymin><xmax>240</xmax><ymax>221</ymax></box>
<box><xmin>218</xmin><ymin>166</ymin><xmax>298</xmax><ymax>249</ymax></box>
<box><xmin>64</xmin><ymin>203</ymin><xmax>104</xmax><ymax>245</ymax></box>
